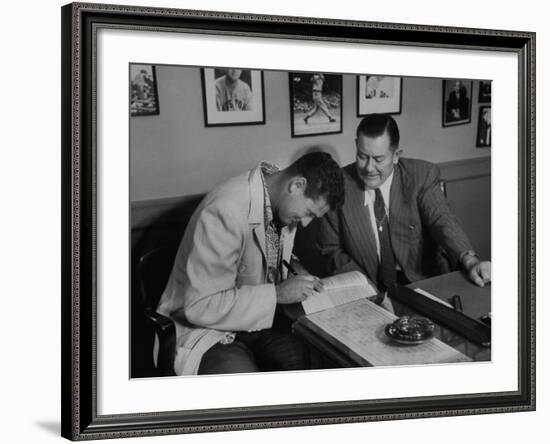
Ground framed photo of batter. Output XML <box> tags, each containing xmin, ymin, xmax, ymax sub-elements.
<box><xmin>62</xmin><ymin>2</ymin><xmax>535</xmax><ymax>441</ymax></box>
<box><xmin>201</xmin><ymin>67</ymin><xmax>265</xmax><ymax>127</ymax></box>
<box><xmin>289</xmin><ymin>72</ymin><xmax>342</xmax><ymax>137</ymax></box>
<box><xmin>357</xmin><ymin>75</ymin><xmax>402</xmax><ymax>116</ymax></box>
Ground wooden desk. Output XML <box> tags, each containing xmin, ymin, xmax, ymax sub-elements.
<box><xmin>293</xmin><ymin>271</ymin><xmax>491</xmax><ymax>368</ymax></box>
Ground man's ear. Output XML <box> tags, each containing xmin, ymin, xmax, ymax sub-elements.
<box><xmin>393</xmin><ymin>148</ymin><xmax>403</xmax><ymax>164</ymax></box>
<box><xmin>289</xmin><ymin>176</ymin><xmax>307</xmax><ymax>193</ymax></box>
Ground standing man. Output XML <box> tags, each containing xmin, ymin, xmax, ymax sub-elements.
<box><xmin>303</xmin><ymin>73</ymin><xmax>337</xmax><ymax>124</ymax></box>
<box><xmin>319</xmin><ymin>114</ymin><xmax>490</xmax><ymax>295</ymax></box>
<box><xmin>157</xmin><ymin>152</ymin><xmax>344</xmax><ymax>375</ymax></box>
<box><xmin>215</xmin><ymin>68</ymin><xmax>253</xmax><ymax>111</ymax></box>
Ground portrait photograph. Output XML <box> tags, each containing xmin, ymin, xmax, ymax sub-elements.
<box><xmin>201</xmin><ymin>67</ymin><xmax>265</xmax><ymax>126</ymax></box>
<box><xmin>130</xmin><ymin>64</ymin><xmax>159</xmax><ymax>116</ymax></box>
<box><xmin>130</xmin><ymin>65</ymin><xmax>492</xmax><ymax>380</ymax></box>
<box><xmin>442</xmin><ymin>79</ymin><xmax>473</xmax><ymax>127</ymax></box>
<box><xmin>289</xmin><ymin>72</ymin><xmax>342</xmax><ymax>137</ymax></box>
<box><xmin>478</xmin><ymin>80</ymin><xmax>492</xmax><ymax>103</ymax></box>
<box><xmin>357</xmin><ymin>75</ymin><xmax>402</xmax><ymax>115</ymax></box>
<box><xmin>477</xmin><ymin>106</ymin><xmax>492</xmax><ymax>148</ymax></box>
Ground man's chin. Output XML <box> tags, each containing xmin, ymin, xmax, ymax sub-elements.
<box><xmin>362</xmin><ymin>177</ymin><xmax>381</xmax><ymax>188</ymax></box>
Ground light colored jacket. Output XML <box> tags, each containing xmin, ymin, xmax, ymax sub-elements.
<box><xmin>156</xmin><ymin>165</ymin><xmax>296</xmax><ymax>375</ymax></box>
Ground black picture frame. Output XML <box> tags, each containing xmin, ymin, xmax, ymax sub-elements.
<box><xmin>442</xmin><ymin>79</ymin><xmax>473</xmax><ymax>127</ymax></box>
<box><xmin>201</xmin><ymin>67</ymin><xmax>266</xmax><ymax>127</ymax></box>
<box><xmin>356</xmin><ymin>75</ymin><xmax>403</xmax><ymax>116</ymax></box>
<box><xmin>479</xmin><ymin>80</ymin><xmax>492</xmax><ymax>103</ymax></box>
<box><xmin>289</xmin><ymin>72</ymin><xmax>343</xmax><ymax>137</ymax></box>
<box><xmin>62</xmin><ymin>2</ymin><xmax>535</xmax><ymax>440</ymax></box>
<box><xmin>130</xmin><ymin>64</ymin><xmax>160</xmax><ymax>116</ymax></box>
<box><xmin>476</xmin><ymin>106</ymin><xmax>492</xmax><ymax>148</ymax></box>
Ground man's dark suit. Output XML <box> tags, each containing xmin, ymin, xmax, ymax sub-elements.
<box><xmin>319</xmin><ymin>158</ymin><xmax>474</xmax><ymax>284</ymax></box>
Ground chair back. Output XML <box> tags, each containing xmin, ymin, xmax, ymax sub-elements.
<box><xmin>138</xmin><ymin>245</ymin><xmax>178</xmax><ymax>310</ymax></box>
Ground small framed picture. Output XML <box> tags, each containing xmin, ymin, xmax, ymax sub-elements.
<box><xmin>201</xmin><ymin>67</ymin><xmax>265</xmax><ymax>127</ymax></box>
<box><xmin>442</xmin><ymin>79</ymin><xmax>473</xmax><ymax>127</ymax></box>
<box><xmin>357</xmin><ymin>75</ymin><xmax>402</xmax><ymax>116</ymax></box>
<box><xmin>476</xmin><ymin>106</ymin><xmax>492</xmax><ymax>148</ymax></box>
<box><xmin>130</xmin><ymin>64</ymin><xmax>159</xmax><ymax>116</ymax></box>
<box><xmin>289</xmin><ymin>72</ymin><xmax>342</xmax><ymax>137</ymax></box>
<box><xmin>478</xmin><ymin>80</ymin><xmax>492</xmax><ymax>103</ymax></box>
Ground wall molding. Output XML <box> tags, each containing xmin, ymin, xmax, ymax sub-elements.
<box><xmin>438</xmin><ymin>156</ymin><xmax>491</xmax><ymax>183</ymax></box>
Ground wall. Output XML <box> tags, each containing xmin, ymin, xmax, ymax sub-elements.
<box><xmin>131</xmin><ymin>66</ymin><xmax>490</xmax><ymax>202</ymax></box>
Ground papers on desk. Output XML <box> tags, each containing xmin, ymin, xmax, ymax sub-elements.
<box><xmin>298</xmin><ymin>298</ymin><xmax>471</xmax><ymax>367</ymax></box>
<box><xmin>301</xmin><ymin>271</ymin><xmax>378</xmax><ymax>315</ymax></box>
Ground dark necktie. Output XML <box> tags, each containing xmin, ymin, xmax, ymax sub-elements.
<box><xmin>374</xmin><ymin>188</ymin><xmax>397</xmax><ymax>292</ymax></box>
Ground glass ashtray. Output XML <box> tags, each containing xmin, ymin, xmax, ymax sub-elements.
<box><xmin>385</xmin><ymin>316</ymin><xmax>435</xmax><ymax>345</ymax></box>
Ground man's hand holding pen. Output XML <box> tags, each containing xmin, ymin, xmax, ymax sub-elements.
<box><xmin>275</xmin><ymin>260</ymin><xmax>324</xmax><ymax>304</ymax></box>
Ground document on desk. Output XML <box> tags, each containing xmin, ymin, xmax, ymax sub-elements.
<box><xmin>299</xmin><ymin>298</ymin><xmax>471</xmax><ymax>366</ymax></box>
<box><xmin>302</xmin><ymin>271</ymin><xmax>378</xmax><ymax>315</ymax></box>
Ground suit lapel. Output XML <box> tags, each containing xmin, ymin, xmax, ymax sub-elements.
<box><xmin>389</xmin><ymin>164</ymin><xmax>411</xmax><ymax>267</ymax></box>
<box><xmin>247</xmin><ymin>167</ymin><xmax>267</xmax><ymax>265</ymax></box>
<box><xmin>343</xmin><ymin>168</ymin><xmax>379</xmax><ymax>281</ymax></box>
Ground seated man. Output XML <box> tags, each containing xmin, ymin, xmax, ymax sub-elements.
<box><xmin>156</xmin><ymin>152</ymin><xmax>344</xmax><ymax>375</ymax></box>
<box><xmin>319</xmin><ymin>114</ymin><xmax>490</xmax><ymax>296</ymax></box>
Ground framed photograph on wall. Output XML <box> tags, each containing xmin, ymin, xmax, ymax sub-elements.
<box><xmin>442</xmin><ymin>79</ymin><xmax>473</xmax><ymax>127</ymax></box>
<box><xmin>479</xmin><ymin>80</ymin><xmax>492</xmax><ymax>103</ymax></box>
<box><xmin>477</xmin><ymin>106</ymin><xmax>492</xmax><ymax>148</ymax></box>
<box><xmin>357</xmin><ymin>75</ymin><xmax>402</xmax><ymax>116</ymax></box>
<box><xmin>130</xmin><ymin>64</ymin><xmax>159</xmax><ymax>116</ymax></box>
<box><xmin>62</xmin><ymin>3</ymin><xmax>535</xmax><ymax>441</ymax></box>
<box><xmin>201</xmin><ymin>67</ymin><xmax>265</xmax><ymax>127</ymax></box>
<box><xmin>289</xmin><ymin>72</ymin><xmax>342</xmax><ymax>137</ymax></box>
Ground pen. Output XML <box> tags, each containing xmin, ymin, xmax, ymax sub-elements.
<box><xmin>282</xmin><ymin>260</ymin><xmax>298</xmax><ymax>276</ymax></box>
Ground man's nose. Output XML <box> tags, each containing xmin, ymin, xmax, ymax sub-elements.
<box><xmin>366</xmin><ymin>157</ymin><xmax>376</xmax><ymax>172</ymax></box>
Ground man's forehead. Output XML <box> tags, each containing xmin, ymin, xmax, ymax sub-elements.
<box><xmin>356</xmin><ymin>132</ymin><xmax>392</xmax><ymax>154</ymax></box>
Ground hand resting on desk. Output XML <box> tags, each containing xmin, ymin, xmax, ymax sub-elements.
<box><xmin>462</xmin><ymin>255</ymin><xmax>491</xmax><ymax>288</ymax></box>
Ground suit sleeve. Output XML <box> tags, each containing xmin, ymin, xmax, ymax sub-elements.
<box><xmin>418</xmin><ymin>164</ymin><xmax>475</xmax><ymax>268</ymax></box>
<box><xmin>174</xmin><ymin>202</ymin><xmax>276</xmax><ymax>332</ymax></box>
<box><xmin>318</xmin><ymin>209</ymin><xmax>364</xmax><ymax>276</ymax></box>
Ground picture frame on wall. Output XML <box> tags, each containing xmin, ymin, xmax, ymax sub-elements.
<box><xmin>61</xmin><ymin>2</ymin><xmax>535</xmax><ymax>441</ymax></box>
<box><xmin>477</xmin><ymin>106</ymin><xmax>492</xmax><ymax>148</ymax></box>
<box><xmin>357</xmin><ymin>75</ymin><xmax>402</xmax><ymax>116</ymax></box>
<box><xmin>442</xmin><ymin>79</ymin><xmax>473</xmax><ymax>127</ymax></box>
<box><xmin>289</xmin><ymin>72</ymin><xmax>342</xmax><ymax>137</ymax></box>
<box><xmin>130</xmin><ymin>64</ymin><xmax>159</xmax><ymax>116</ymax></box>
<box><xmin>201</xmin><ymin>67</ymin><xmax>265</xmax><ymax>127</ymax></box>
<box><xmin>478</xmin><ymin>80</ymin><xmax>492</xmax><ymax>103</ymax></box>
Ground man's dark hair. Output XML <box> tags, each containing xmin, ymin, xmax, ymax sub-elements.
<box><xmin>287</xmin><ymin>151</ymin><xmax>345</xmax><ymax>210</ymax></box>
<box><xmin>356</xmin><ymin>114</ymin><xmax>400</xmax><ymax>150</ymax></box>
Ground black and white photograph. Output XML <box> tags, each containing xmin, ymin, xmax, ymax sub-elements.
<box><xmin>357</xmin><ymin>75</ymin><xmax>402</xmax><ymax>115</ymax></box>
<box><xmin>290</xmin><ymin>72</ymin><xmax>342</xmax><ymax>137</ymax></box>
<box><xmin>57</xmin><ymin>1</ymin><xmax>540</xmax><ymax>441</ymax></box>
<box><xmin>442</xmin><ymin>79</ymin><xmax>473</xmax><ymax>127</ymax></box>
<box><xmin>477</xmin><ymin>106</ymin><xmax>492</xmax><ymax>148</ymax></box>
<box><xmin>201</xmin><ymin>67</ymin><xmax>265</xmax><ymax>126</ymax></box>
<box><xmin>131</xmin><ymin>66</ymin><xmax>492</xmax><ymax>379</ymax></box>
<box><xmin>478</xmin><ymin>80</ymin><xmax>492</xmax><ymax>103</ymax></box>
<box><xmin>130</xmin><ymin>64</ymin><xmax>159</xmax><ymax>116</ymax></box>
